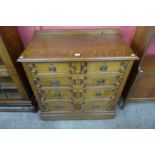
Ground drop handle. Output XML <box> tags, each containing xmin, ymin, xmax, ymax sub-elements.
<box><xmin>55</xmin><ymin>92</ymin><xmax>61</xmax><ymax>98</ymax></box>
<box><xmin>49</xmin><ymin>66</ymin><xmax>56</xmax><ymax>72</ymax></box>
<box><xmin>95</xmin><ymin>92</ymin><xmax>102</xmax><ymax>97</ymax></box>
<box><xmin>51</xmin><ymin>80</ymin><xmax>59</xmax><ymax>86</ymax></box>
<box><xmin>97</xmin><ymin>79</ymin><xmax>105</xmax><ymax>85</ymax></box>
<box><xmin>100</xmin><ymin>65</ymin><xmax>107</xmax><ymax>71</ymax></box>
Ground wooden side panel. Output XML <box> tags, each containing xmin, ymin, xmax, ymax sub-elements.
<box><xmin>114</xmin><ymin>61</ymin><xmax>134</xmax><ymax>106</ymax></box>
<box><xmin>122</xmin><ymin>26</ymin><xmax>155</xmax><ymax>107</ymax></box>
<box><xmin>128</xmin><ymin>72</ymin><xmax>155</xmax><ymax>99</ymax></box>
<box><xmin>22</xmin><ymin>63</ymin><xmax>42</xmax><ymax>108</ymax></box>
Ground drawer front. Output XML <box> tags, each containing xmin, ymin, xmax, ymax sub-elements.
<box><xmin>30</xmin><ymin>62</ymin><xmax>70</xmax><ymax>74</ymax></box>
<box><xmin>82</xmin><ymin>101</ymin><xmax>114</xmax><ymax>112</ymax></box>
<box><xmin>42</xmin><ymin>101</ymin><xmax>73</xmax><ymax>112</ymax></box>
<box><xmin>42</xmin><ymin>100</ymin><xmax>113</xmax><ymax>112</ymax></box>
<box><xmin>34</xmin><ymin>76</ymin><xmax>72</xmax><ymax>87</ymax></box>
<box><xmin>87</xmin><ymin>61</ymin><xmax>127</xmax><ymax>73</ymax></box>
<box><xmin>41</xmin><ymin>89</ymin><xmax>72</xmax><ymax>100</ymax></box>
<box><xmin>84</xmin><ymin>89</ymin><xmax>116</xmax><ymax>99</ymax></box>
<box><xmin>85</xmin><ymin>74</ymin><xmax>122</xmax><ymax>86</ymax></box>
<box><xmin>26</xmin><ymin>60</ymin><xmax>128</xmax><ymax>114</ymax></box>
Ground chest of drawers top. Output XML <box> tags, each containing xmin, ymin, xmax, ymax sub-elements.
<box><xmin>18</xmin><ymin>29</ymin><xmax>138</xmax><ymax>62</ymax></box>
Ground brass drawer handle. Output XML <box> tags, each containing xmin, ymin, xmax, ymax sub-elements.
<box><xmin>51</xmin><ymin>80</ymin><xmax>59</xmax><ymax>86</ymax></box>
<box><xmin>55</xmin><ymin>92</ymin><xmax>61</xmax><ymax>98</ymax></box>
<box><xmin>95</xmin><ymin>92</ymin><xmax>102</xmax><ymax>96</ymax></box>
<box><xmin>49</xmin><ymin>66</ymin><xmax>56</xmax><ymax>72</ymax></box>
<box><xmin>97</xmin><ymin>79</ymin><xmax>105</xmax><ymax>85</ymax></box>
<box><xmin>100</xmin><ymin>65</ymin><xmax>107</xmax><ymax>71</ymax></box>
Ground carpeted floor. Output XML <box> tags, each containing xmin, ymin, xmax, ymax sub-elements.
<box><xmin>0</xmin><ymin>102</ymin><xmax>155</xmax><ymax>129</ymax></box>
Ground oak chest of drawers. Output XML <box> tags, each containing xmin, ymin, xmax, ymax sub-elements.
<box><xmin>18</xmin><ymin>29</ymin><xmax>138</xmax><ymax>120</ymax></box>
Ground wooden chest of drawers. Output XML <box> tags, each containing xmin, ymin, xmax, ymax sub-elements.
<box><xmin>18</xmin><ymin>29</ymin><xmax>138</xmax><ymax>120</ymax></box>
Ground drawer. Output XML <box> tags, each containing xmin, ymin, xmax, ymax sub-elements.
<box><xmin>34</xmin><ymin>76</ymin><xmax>72</xmax><ymax>87</ymax></box>
<box><xmin>85</xmin><ymin>74</ymin><xmax>122</xmax><ymax>86</ymax></box>
<box><xmin>84</xmin><ymin>89</ymin><xmax>116</xmax><ymax>99</ymax></box>
<box><xmin>71</xmin><ymin>101</ymin><xmax>113</xmax><ymax>112</ymax></box>
<box><xmin>30</xmin><ymin>62</ymin><xmax>70</xmax><ymax>74</ymax></box>
<box><xmin>41</xmin><ymin>89</ymin><xmax>72</xmax><ymax>100</ymax></box>
<box><xmin>42</xmin><ymin>101</ymin><xmax>73</xmax><ymax>112</ymax></box>
<box><xmin>42</xmin><ymin>100</ymin><xmax>114</xmax><ymax>112</ymax></box>
<box><xmin>87</xmin><ymin>61</ymin><xmax>127</xmax><ymax>73</ymax></box>
<box><xmin>82</xmin><ymin>100</ymin><xmax>114</xmax><ymax>112</ymax></box>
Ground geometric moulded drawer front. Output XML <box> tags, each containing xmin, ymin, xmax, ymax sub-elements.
<box><xmin>87</xmin><ymin>61</ymin><xmax>127</xmax><ymax>73</ymax></box>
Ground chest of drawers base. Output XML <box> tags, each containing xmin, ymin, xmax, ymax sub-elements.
<box><xmin>40</xmin><ymin>111</ymin><xmax>115</xmax><ymax>120</ymax></box>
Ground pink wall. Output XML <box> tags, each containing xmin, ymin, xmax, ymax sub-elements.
<box><xmin>18</xmin><ymin>26</ymin><xmax>137</xmax><ymax>47</ymax></box>
<box><xmin>18</xmin><ymin>26</ymin><xmax>154</xmax><ymax>55</ymax></box>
